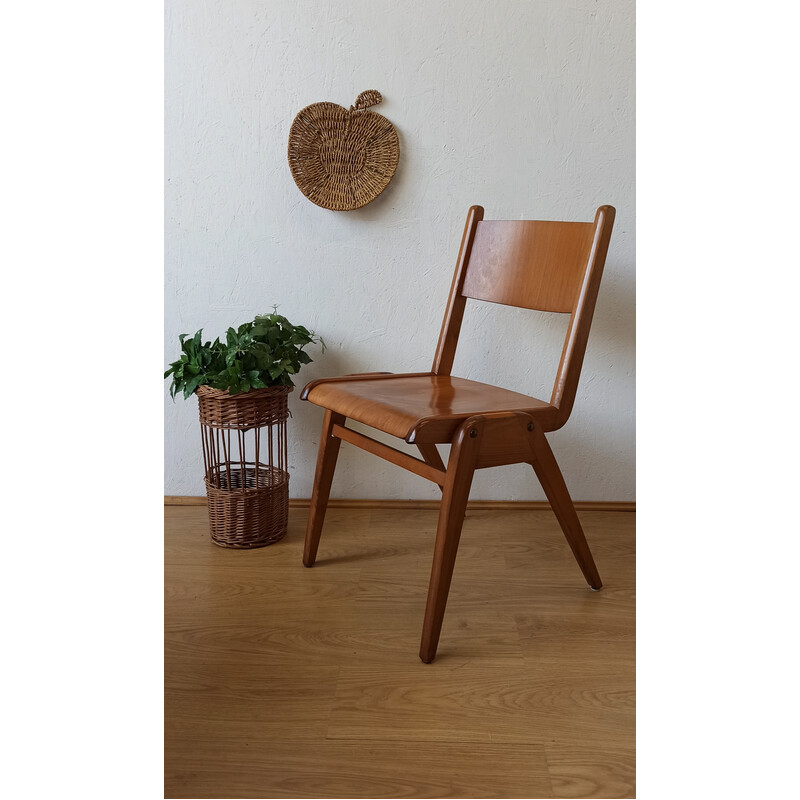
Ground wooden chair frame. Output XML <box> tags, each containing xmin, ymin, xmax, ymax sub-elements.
<box><xmin>300</xmin><ymin>205</ymin><xmax>616</xmax><ymax>662</ymax></box>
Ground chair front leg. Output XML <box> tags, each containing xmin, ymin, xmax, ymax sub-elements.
<box><xmin>419</xmin><ymin>418</ymin><xmax>482</xmax><ymax>663</ymax></box>
<box><xmin>303</xmin><ymin>409</ymin><xmax>345</xmax><ymax>567</ymax></box>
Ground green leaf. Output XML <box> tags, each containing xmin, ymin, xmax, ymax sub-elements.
<box><xmin>184</xmin><ymin>375</ymin><xmax>204</xmax><ymax>395</ymax></box>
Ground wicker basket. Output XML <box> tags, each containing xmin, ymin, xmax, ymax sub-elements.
<box><xmin>287</xmin><ymin>89</ymin><xmax>399</xmax><ymax>211</ymax></box>
<box><xmin>197</xmin><ymin>385</ymin><xmax>292</xmax><ymax>548</ymax></box>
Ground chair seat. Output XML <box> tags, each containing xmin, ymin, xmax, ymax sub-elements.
<box><xmin>302</xmin><ymin>373</ymin><xmax>559</xmax><ymax>443</ymax></box>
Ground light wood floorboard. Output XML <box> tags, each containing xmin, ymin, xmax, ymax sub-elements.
<box><xmin>166</xmin><ymin>505</ymin><xmax>635</xmax><ymax>798</ymax></box>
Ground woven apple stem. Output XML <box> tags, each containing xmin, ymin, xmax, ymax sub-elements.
<box><xmin>351</xmin><ymin>90</ymin><xmax>383</xmax><ymax>112</ymax></box>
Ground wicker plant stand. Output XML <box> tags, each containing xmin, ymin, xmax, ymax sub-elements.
<box><xmin>196</xmin><ymin>385</ymin><xmax>291</xmax><ymax>548</ymax></box>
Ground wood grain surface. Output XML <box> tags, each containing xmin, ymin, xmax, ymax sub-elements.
<box><xmin>461</xmin><ymin>219</ymin><xmax>596</xmax><ymax>313</ymax></box>
<box><xmin>165</xmin><ymin>505</ymin><xmax>635</xmax><ymax>798</ymax></box>
<box><xmin>303</xmin><ymin>374</ymin><xmax>558</xmax><ymax>442</ymax></box>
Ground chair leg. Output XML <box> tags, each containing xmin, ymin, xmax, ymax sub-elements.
<box><xmin>529</xmin><ymin>426</ymin><xmax>602</xmax><ymax>589</ymax></box>
<box><xmin>303</xmin><ymin>409</ymin><xmax>345</xmax><ymax>567</ymax></box>
<box><xmin>419</xmin><ymin>421</ymin><xmax>482</xmax><ymax>663</ymax></box>
<box><xmin>417</xmin><ymin>444</ymin><xmax>445</xmax><ymax>492</ymax></box>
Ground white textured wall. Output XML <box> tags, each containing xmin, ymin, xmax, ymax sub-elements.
<box><xmin>165</xmin><ymin>0</ymin><xmax>635</xmax><ymax>501</ymax></box>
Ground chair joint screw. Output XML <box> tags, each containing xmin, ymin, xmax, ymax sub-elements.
<box><xmin>469</xmin><ymin>428</ymin><xmax>478</xmax><ymax>438</ymax></box>
<box><xmin>527</xmin><ymin>422</ymin><xmax>534</xmax><ymax>431</ymax></box>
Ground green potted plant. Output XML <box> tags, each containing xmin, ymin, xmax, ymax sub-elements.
<box><xmin>165</xmin><ymin>308</ymin><xmax>323</xmax><ymax>398</ymax></box>
<box><xmin>165</xmin><ymin>309</ymin><xmax>324</xmax><ymax>549</ymax></box>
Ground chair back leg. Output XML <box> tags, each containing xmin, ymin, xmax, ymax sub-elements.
<box><xmin>419</xmin><ymin>419</ymin><xmax>483</xmax><ymax>663</ymax></box>
<box><xmin>303</xmin><ymin>409</ymin><xmax>345</xmax><ymax>567</ymax></box>
<box><xmin>416</xmin><ymin>443</ymin><xmax>445</xmax><ymax>493</ymax></box>
<box><xmin>529</xmin><ymin>425</ymin><xmax>602</xmax><ymax>589</ymax></box>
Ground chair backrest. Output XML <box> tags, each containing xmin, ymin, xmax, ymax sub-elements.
<box><xmin>432</xmin><ymin>205</ymin><xmax>616</xmax><ymax>430</ymax></box>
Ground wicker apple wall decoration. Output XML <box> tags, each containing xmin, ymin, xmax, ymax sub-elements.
<box><xmin>287</xmin><ymin>90</ymin><xmax>399</xmax><ymax>211</ymax></box>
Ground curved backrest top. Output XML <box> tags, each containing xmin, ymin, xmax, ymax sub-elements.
<box><xmin>461</xmin><ymin>219</ymin><xmax>597</xmax><ymax>313</ymax></box>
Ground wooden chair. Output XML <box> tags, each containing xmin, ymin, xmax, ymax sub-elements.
<box><xmin>300</xmin><ymin>204</ymin><xmax>616</xmax><ymax>662</ymax></box>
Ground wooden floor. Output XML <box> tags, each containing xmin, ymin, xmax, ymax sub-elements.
<box><xmin>165</xmin><ymin>504</ymin><xmax>635</xmax><ymax>798</ymax></box>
